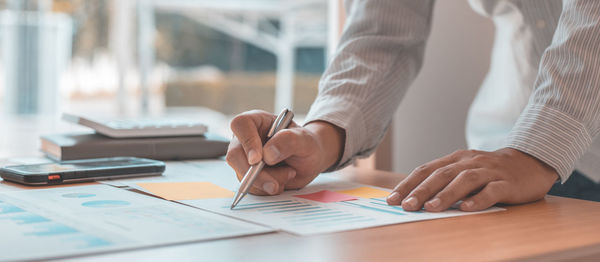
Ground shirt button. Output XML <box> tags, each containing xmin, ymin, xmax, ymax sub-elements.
<box><xmin>536</xmin><ymin>19</ymin><xmax>546</xmax><ymax>29</ymax></box>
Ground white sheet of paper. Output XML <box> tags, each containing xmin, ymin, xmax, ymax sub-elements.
<box><xmin>109</xmin><ymin>160</ymin><xmax>505</xmax><ymax>236</ymax></box>
<box><xmin>181</xmin><ymin>176</ymin><xmax>504</xmax><ymax>235</ymax></box>
<box><xmin>100</xmin><ymin>160</ymin><xmax>231</xmax><ymax>188</ymax></box>
<box><xmin>0</xmin><ymin>184</ymin><xmax>272</xmax><ymax>261</ymax></box>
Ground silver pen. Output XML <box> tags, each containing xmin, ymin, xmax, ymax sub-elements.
<box><xmin>230</xmin><ymin>108</ymin><xmax>295</xmax><ymax>209</ymax></box>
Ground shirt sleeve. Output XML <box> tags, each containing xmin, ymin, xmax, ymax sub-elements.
<box><xmin>304</xmin><ymin>0</ymin><xmax>435</xmax><ymax>171</ymax></box>
<box><xmin>506</xmin><ymin>0</ymin><xmax>600</xmax><ymax>182</ymax></box>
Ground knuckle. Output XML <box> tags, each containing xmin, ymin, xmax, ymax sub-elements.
<box><xmin>413</xmin><ymin>164</ymin><xmax>430</xmax><ymax>175</ymax></box>
<box><xmin>460</xmin><ymin>169</ymin><xmax>480</xmax><ymax>183</ymax></box>
<box><xmin>277</xmin><ymin>129</ymin><xmax>296</xmax><ymax>142</ymax></box>
<box><xmin>295</xmin><ymin>127</ymin><xmax>311</xmax><ymax>137</ymax></box>
<box><xmin>432</xmin><ymin>166</ymin><xmax>454</xmax><ymax>180</ymax></box>
<box><xmin>273</xmin><ymin>130</ymin><xmax>298</xmax><ymax>149</ymax></box>
<box><xmin>471</xmin><ymin>154</ymin><xmax>490</xmax><ymax>163</ymax></box>
<box><xmin>453</xmin><ymin>149</ymin><xmax>477</xmax><ymax>158</ymax></box>
<box><xmin>452</xmin><ymin>149</ymin><xmax>468</xmax><ymax>156</ymax></box>
<box><xmin>229</xmin><ymin>114</ymin><xmax>248</xmax><ymax>129</ymax></box>
<box><xmin>225</xmin><ymin>152</ymin><xmax>235</xmax><ymax>165</ymax></box>
<box><xmin>467</xmin><ymin>149</ymin><xmax>481</xmax><ymax>155</ymax></box>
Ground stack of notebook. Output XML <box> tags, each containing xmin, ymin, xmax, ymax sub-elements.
<box><xmin>41</xmin><ymin>114</ymin><xmax>229</xmax><ymax>161</ymax></box>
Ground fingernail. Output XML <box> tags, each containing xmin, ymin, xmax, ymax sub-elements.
<box><xmin>287</xmin><ymin>169</ymin><xmax>296</xmax><ymax>180</ymax></box>
<box><xmin>387</xmin><ymin>192</ymin><xmax>400</xmax><ymax>203</ymax></box>
<box><xmin>264</xmin><ymin>146</ymin><xmax>281</xmax><ymax>162</ymax></box>
<box><xmin>426</xmin><ymin>197</ymin><xmax>441</xmax><ymax>209</ymax></box>
<box><xmin>262</xmin><ymin>182</ymin><xmax>277</xmax><ymax>195</ymax></box>
<box><xmin>463</xmin><ymin>200</ymin><xmax>474</xmax><ymax>209</ymax></box>
<box><xmin>403</xmin><ymin>196</ymin><xmax>418</xmax><ymax>209</ymax></box>
<box><xmin>248</xmin><ymin>149</ymin><xmax>259</xmax><ymax>164</ymax></box>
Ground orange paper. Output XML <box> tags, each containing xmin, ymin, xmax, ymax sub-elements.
<box><xmin>336</xmin><ymin>187</ymin><xmax>390</xmax><ymax>199</ymax></box>
<box><xmin>137</xmin><ymin>182</ymin><xmax>234</xmax><ymax>200</ymax></box>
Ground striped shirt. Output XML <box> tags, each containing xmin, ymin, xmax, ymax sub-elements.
<box><xmin>305</xmin><ymin>0</ymin><xmax>600</xmax><ymax>183</ymax></box>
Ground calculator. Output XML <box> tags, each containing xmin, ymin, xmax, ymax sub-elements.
<box><xmin>62</xmin><ymin>113</ymin><xmax>208</xmax><ymax>138</ymax></box>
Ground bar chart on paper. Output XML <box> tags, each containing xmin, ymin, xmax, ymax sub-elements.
<box><xmin>181</xmin><ymin>176</ymin><xmax>505</xmax><ymax>235</ymax></box>
<box><xmin>108</xmin><ymin>162</ymin><xmax>504</xmax><ymax>235</ymax></box>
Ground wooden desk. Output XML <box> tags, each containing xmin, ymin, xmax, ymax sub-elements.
<box><xmin>2</xmin><ymin>165</ymin><xmax>599</xmax><ymax>262</ymax></box>
<box><xmin>1</xmin><ymin>114</ymin><xmax>599</xmax><ymax>262</ymax></box>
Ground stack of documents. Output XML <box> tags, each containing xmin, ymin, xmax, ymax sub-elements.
<box><xmin>0</xmin><ymin>160</ymin><xmax>503</xmax><ymax>261</ymax></box>
<box><xmin>110</xmin><ymin>160</ymin><xmax>504</xmax><ymax>235</ymax></box>
<box><xmin>0</xmin><ymin>184</ymin><xmax>271</xmax><ymax>261</ymax></box>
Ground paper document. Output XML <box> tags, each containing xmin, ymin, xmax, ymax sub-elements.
<box><xmin>0</xmin><ymin>184</ymin><xmax>272</xmax><ymax>261</ymax></box>
<box><xmin>137</xmin><ymin>182</ymin><xmax>234</xmax><ymax>200</ymax></box>
<box><xmin>180</xmin><ymin>176</ymin><xmax>504</xmax><ymax>235</ymax></box>
<box><xmin>106</xmin><ymin>161</ymin><xmax>505</xmax><ymax>236</ymax></box>
<box><xmin>337</xmin><ymin>187</ymin><xmax>390</xmax><ymax>198</ymax></box>
<box><xmin>294</xmin><ymin>190</ymin><xmax>357</xmax><ymax>203</ymax></box>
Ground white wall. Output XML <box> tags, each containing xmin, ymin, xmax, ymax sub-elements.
<box><xmin>392</xmin><ymin>1</ymin><xmax>495</xmax><ymax>174</ymax></box>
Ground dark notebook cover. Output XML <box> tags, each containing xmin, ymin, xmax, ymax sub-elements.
<box><xmin>41</xmin><ymin>132</ymin><xmax>229</xmax><ymax>161</ymax></box>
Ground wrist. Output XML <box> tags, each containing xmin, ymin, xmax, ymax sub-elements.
<box><xmin>500</xmin><ymin>147</ymin><xmax>559</xmax><ymax>181</ymax></box>
<box><xmin>304</xmin><ymin>121</ymin><xmax>345</xmax><ymax>173</ymax></box>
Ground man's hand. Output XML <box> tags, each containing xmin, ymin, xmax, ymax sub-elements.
<box><xmin>226</xmin><ymin>110</ymin><xmax>345</xmax><ymax>196</ymax></box>
<box><xmin>386</xmin><ymin>148</ymin><xmax>558</xmax><ymax>212</ymax></box>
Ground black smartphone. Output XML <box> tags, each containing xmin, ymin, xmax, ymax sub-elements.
<box><xmin>0</xmin><ymin>157</ymin><xmax>165</xmax><ymax>186</ymax></box>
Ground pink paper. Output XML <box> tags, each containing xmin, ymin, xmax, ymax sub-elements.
<box><xmin>294</xmin><ymin>190</ymin><xmax>358</xmax><ymax>203</ymax></box>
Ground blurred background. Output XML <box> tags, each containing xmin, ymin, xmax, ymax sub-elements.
<box><xmin>0</xmin><ymin>0</ymin><xmax>332</xmax><ymax>117</ymax></box>
<box><xmin>0</xmin><ymin>0</ymin><xmax>494</xmax><ymax>175</ymax></box>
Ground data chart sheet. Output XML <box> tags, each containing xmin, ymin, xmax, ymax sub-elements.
<box><xmin>178</xmin><ymin>176</ymin><xmax>505</xmax><ymax>236</ymax></box>
<box><xmin>0</xmin><ymin>184</ymin><xmax>272</xmax><ymax>261</ymax></box>
<box><xmin>106</xmin><ymin>161</ymin><xmax>505</xmax><ymax>236</ymax></box>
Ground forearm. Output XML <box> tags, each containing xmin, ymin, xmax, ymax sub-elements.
<box><xmin>305</xmin><ymin>0</ymin><xmax>435</xmax><ymax>171</ymax></box>
<box><xmin>506</xmin><ymin>0</ymin><xmax>600</xmax><ymax>181</ymax></box>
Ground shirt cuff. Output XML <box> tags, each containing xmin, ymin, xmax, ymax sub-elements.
<box><xmin>505</xmin><ymin>104</ymin><xmax>593</xmax><ymax>183</ymax></box>
<box><xmin>304</xmin><ymin>95</ymin><xmax>367</xmax><ymax>172</ymax></box>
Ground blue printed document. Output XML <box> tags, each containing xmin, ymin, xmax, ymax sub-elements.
<box><xmin>0</xmin><ymin>184</ymin><xmax>272</xmax><ymax>261</ymax></box>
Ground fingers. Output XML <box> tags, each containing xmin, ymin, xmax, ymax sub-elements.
<box><xmin>225</xmin><ymin>140</ymin><xmax>251</xmax><ymax>181</ymax></box>
<box><xmin>226</xmin><ymin>140</ymin><xmax>297</xmax><ymax>196</ymax></box>
<box><xmin>262</xmin><ymin>128</ymin><xmax>314</xmax><ymax>165</ymax></box>
<box><xmin>399</xmin><ymin>161</ymin><xmax>480</xmax><ymax>211</ymax></box>
<box><xmin>387</xmin><ymin>151</ymin><xmax>465</xmax><ymax>205</ymax></box>
<box><xmin>248</xmin><ymin>166</ymin><xmax>297</xmax><ymax>196</ymax></box>
<box><xmin>422</xmin><ymin>168</ymin><xmax>493</xmax><ymax>212</ymax></box>
<box><xmin>230</xmin><ymin>111</ymin><xmax>273</xmax><ymax>165</ymax></box>
<box><xmin>229</xmin><ymin>110</ymin><xmax>300</xmax><ymax>166</ymax></box>
<box><xmin>460</xmin><ymin>181</ymin><xmax>508</xmax><ymax>211</ymax></box>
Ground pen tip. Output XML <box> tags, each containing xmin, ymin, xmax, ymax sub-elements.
<box><xmin>230</xmin><ymin>204</ymin><xmax>235</xmax><ymax>210</ymax></box>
